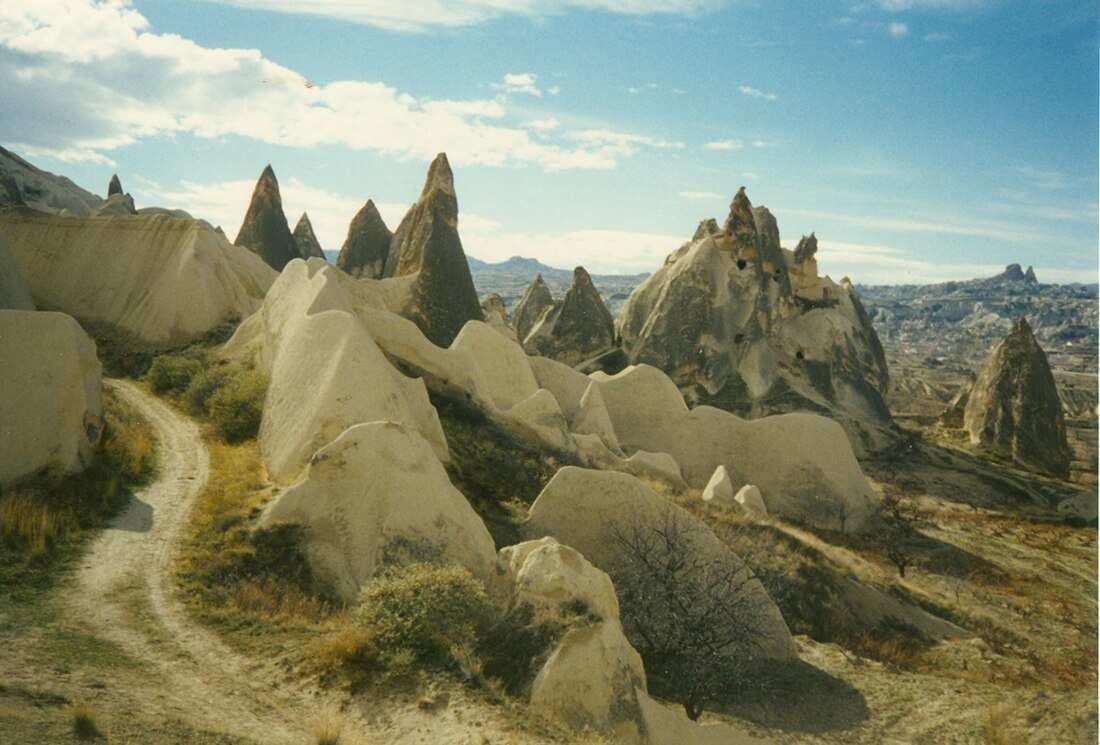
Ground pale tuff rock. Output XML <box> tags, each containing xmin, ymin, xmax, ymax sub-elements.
<box><xmin>734</xmin><ymin>484</ymin><xmax>767</xmax><ymax>515</ymax></box>
<box><xmin>528</xmin><ymin>467</ymin><xmax>797</xmax><ymax>661</ymax></box>
<box><xmin>0</xmin><ymin>235</ymin><xmax>33</xmax><ymax>310</ymax></box>
<box><xmin>524</xmin><ymin>266</ymin><xmax>616</xmax><ymax>366</ymax></box>
<box><xmin>513</xmin><ymin>273</ymin><xmax>555</xmax><ymax>342</ymax></box>
<box><xmin>450</xmin><ymin>320</ymin><xmax>539</xmax><ymax>410</ymax></box>
<box><xmin>528</xmin><ymin>355</ymin><xmax>593</xmax><ymax>423</ymax></box>
<box><xmin>700</xmin><ymin>465</ymin><xmax>735</xmax><ymax>506</ymax></box>
<box><xmin>621</xmin><ymin>450</ymin><xmax>686</xmax><ymax>489</ymax></box>
<box><xmin>335</xmin><ymin>201</ymin><xmax>391</xmax><ymax>278</ymax></box>
<box><xmin>292</xmin><ymin>212</ymin><xmax>325</xmax><ymax>260</ymax></box>
<box><xmin>0</xmin><ymin>210</ymin><xmax>275</xmax><ymax>349</ymax></box>
<box><xmin>0</xmin><ymin>310</ymin><xmax>102</xmax><ymax>486</ymax></box>
<box><xmin>572</xmin><ymin>382</ymin><xmax>621</xmax><ymax>453</ymax></box>
<box><xmin>480</xmin><ymin>293</ymin><xmax>508</xmax><ymax>323</ymax></box>
<box><xmin>257</xmin><ymin>422</ymin><xmax>495</xmax><ymax>604</ymax></box>
<box><xmin>964</xmin><ymin>317</ymin><xmax>1072</xmax><ymax>478</ymax></box>
<box><xmin>635</xmin><ymin>690</ymin><xmax>775</xmax><ymax>745</ymax></box>
<box><xmin>234</xmin><ymin>165</ymin><xmax>299</xmax><ymax>271</ymax></box>
<box><xmin>96</xmin><ymin>174</ymin><xmax>137</xmax><ymax>216</ymax></box>
<box><xmin>505</xmin><ymin>389</ymin><xmax>576</xmax><ymax>453</ymax></box>
<box><xmin>618</xmin><ymin>187</ymin><xmax>894</xmax><ymax>454</ymax></box>
<box><xmin>939</xmin><ymin>372</ymin><xmax>975</xmax><ymax>428</ymax></box>
<box><xmin>0</xmin><ymin>145</ymin><xmax>103</xmax><ymax>215</ymax></box>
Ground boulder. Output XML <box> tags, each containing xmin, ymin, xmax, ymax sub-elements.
<box><xmin>0</xmin><ymin>310</ymin><xmax>102</xmax><ymax>486</ymax></box>
<box><xmin>234</xmin><ymin>165</ymin><xmax>299</xmax><ymax>271</ymax></box>
<box><xmin>257</xmin><ymin>422</ymin><xmax>495</xmax><ymax>603</ymax></box>
<box><xmin>529</xmin><ymin>355</ymin><xmax>592</xmax><ymax>423</ymax></box>
<box><xmin>513</xmin><ymin>273</ymin><xmax>555</xmax><ymax>342</ymax></box>
<box><xmin>621</xmin><ymin>450</ymin><xmax>685</xmax><ymax>489</ymax></box>
<box><xmin>700</xmin><ymin>465</ymin><xmax>735</xmax><ymax>506</ymax></box>
<box><xmin>292</xmin><ymin>212</ymin><xmax>325</xmax><ymax>260</ymax></box>
<box><xmin>734</xmin><ymin>484</ymin><xmax>767</xmax><ymax>515</ymax></box>
<box><xmin>335</xmin><ymin>200</ymin><xmax>391</xmax><ymax>278</ymax></box>
<box><xmin>964</xmin><ymin>317</ymin><xmax>1072</xmax><ymax>478</ymax></box>
<box><xmin>618</xmin><ymin>187</ymin><xmax>895</xmax><ymax>454</ymax></box>
<box><xmin>572</xmin><ymin>382</ymin><xmax>620</xmax><ymax>453</ymax></box>
<box><xmin>449</xmin><ymin>320</ymin><xmax>538</xmax><ymax>410</ymax></box>
<box><xmin>528</xmin><ymin>467</ymin><xmax>797</xmax><ymax>661</ymax></box>
<box><xmin>524</xmin><ymin>266</ymin><xmax>616</xmax><ymax>366</ymax></box>
<box><xmin>0</xmin><ymin>235</ymin><xmax>33</xmax><ymax>310</ymax></box>
<box><xmin>506</xmin><ymin>389</ymin><xmax>576</xmax><ymax>453</ymax></box>
<box><xmin>0</xmin><ymin>210</ymin><xmax>276</xmax><ymax>349</ymax></box>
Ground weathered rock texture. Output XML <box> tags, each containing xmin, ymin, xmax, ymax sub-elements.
<box><xmin>618</xmin><ymin>187</ymin><xmax>894</xmax><ymax>453</ymax></box>
<box><xmin>335</xmin><ymin>201</ymin><xmax>391</xmax><ymax>278</ymax></box>
<box><xmin>524</xmin><ymin>266</ymin><xmax>616</xmax><ymax>366</ymax></box>
<box><xmin>0</xmin><ymin>235</ymin><xmax>33</xmax><ymax>310</ymax></box>
<box><xmin>381</xmin><ymin>154</ymin><xmax>483</xmax><ymax>347</ymax></box>
<box><xmin>291</xmin><ymin>212</ymin><xmax>325</xmax><ymax>260</ymax></box>
<box><xmin>96</xmin><ymin>174</ymin><xmax>137</xmax><ymax>216</ymax></box>
<box><xmin>0</xmin><ymin>310</ymin><xmax>102</xmax><ymax>486</ymax></box>
<box><xmin>234</xmin><ymin>165</ymin><xmax>299</xmax><ymax>271</ymax></box>
<box><xmin>0</xmin><ymin>145</ymin><xmax>103</xmax><ymax>215</ymax></box>
<box><xmin>107</xmin><ymin>174</ymin><xmax>123</xmax><ymax>197</ymax></box>
<box><xmin>257</xmin><ymin>422</ymin><xmax>494</xmax><ymax>603</ymax></box>
<box><xmin>0</xmin><ymin>210</ymin><xmax>276</xmax><ymax>349</ymax></box>
<box><xmin>513</xmin><ymin>273</ymin><xmax>555</xmax><ymax>342</ymax></box>
<box><xmin>963</xmin><ymin>317</ymin><xmax>1072</xmax><ymax>478</ymax></box>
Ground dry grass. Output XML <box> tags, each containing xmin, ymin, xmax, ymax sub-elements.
<box><xmin>981</xmin><ymin>704</ymin><xmax>1014</xmax><ymax>744</ymax></box>
<box><xmin>313</xmin><ymin>712</ymin><xmax>344</xmax><ymax>745</ymax></box>
<box><xmin>70</xmin><ymin>700</ymin><xmax>100</xmax><ymax>740</ymax></box>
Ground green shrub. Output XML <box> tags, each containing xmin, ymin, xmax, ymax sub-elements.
<box><xmin>145</xmin><ymin>355</ymin><xmax>203</xmax><ymax>395</ymax></box>
<box><xmin>207</xmin><ymin>370</ymin><xmax>268</xmax><ymax>443</ymax></box>
<box><xmin>354</xmin><ymin>562</ymin><xmax>493</xmax><ymax>668</ymax></box>
<box><xmin>183</xmin><ymin>366</ymin><xmax>232</xmax><ymax>414</ymax></box>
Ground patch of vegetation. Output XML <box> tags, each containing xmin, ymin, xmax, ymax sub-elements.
<box><xmin>92</xmin><ymin>320</ymin><xmax>240</xmax><ymax>379</ymax></box>
<box><xmin>69</xmin><ymin>701</ymin><xmax>99</xmax><ymax>740</ymax></box>
<box><xmin>0</xmin><ymin>387</ymin><xmax>155</xmax><ymax>600</ymax></box>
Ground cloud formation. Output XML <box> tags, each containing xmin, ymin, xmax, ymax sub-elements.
<box><xmin>0</xmin><ymin>1</ymin><xmax>678</xmax><ymax>171</ymax></box>
<box><xmin>738</xmin><ymin>85</ymin><xmax>778</xmax><ymax>101</ymax></box>
<box><xmin>705</xmin><ymin>139</ymin><xmax>744</xmax><ymax>150</ymax></box>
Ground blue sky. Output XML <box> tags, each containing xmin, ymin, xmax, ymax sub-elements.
<box><xmin>1</xmin><ymin>0</ymin><xmax>1096</xmax><ymax>283</ymax></box>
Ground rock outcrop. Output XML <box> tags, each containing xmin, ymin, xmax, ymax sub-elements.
<box><xmin>524</xmin><ymin>266</ymin><xmax>616</xmax><ymax>366</ymax></box>
<box><xmin>0</xmin><ymin>235</ymin><xmax>33</xmax><ymax>310</ymax></box>
<box><xmin>0</xmin><ymin>310</ymin><xmax>102</xmax><ymax>486</ymax></box>
<box><xmin>257</xmin><ymin>422</ymin><xmax>494</xmax><ymax>603</ymax></box>
<box><xmin>107</xmin><ymin>174</ymin><xmax>123</xmax><ymax>197</ymax></box>
<box><xmin>291</xmin><ymin>212</ymin><xmax>325</xmax><ymax>260</ymax></box>
<box><xmin>0</xmin><ymin>210</ymin><xmax>276</xmax><ymax>349</ymax></box>
<box><xmin>335</xmin><ymin>200</ymin><xmax>391</xmax><ymax>278</ymax></box>
<box><xmin>0</xmin><ymin>145</ymin><xmax>103</xmax><ymax>215</ymax></box>
<box><xmin>963</xmin><ymin>317</ymin><xmax>1072</xmax><ymax>478</ymax></box>
<box><xmin>381</xmin><ymin>154</ymin><xmax>483</xmax><ymax>347</ymax></box>
<box><xmin>234</xmin><ymin>165</ymin><xmax>299</xmax><ymax>271</ymax></box>
<box><xmin>513</xmin><ymin>273</ymin><xmax>555</xmax><ymax>342</ymax></box>
<box><xmin>618</xmin><ymin>187</ymin><xmax>894</xmax><ymax>453</ymax></box>
<box><xmin>95</xmin><ymin>174</ymin><xmax>137</xmax><ymax>216</ymax></box>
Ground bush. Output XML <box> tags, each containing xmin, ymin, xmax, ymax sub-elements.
<box><xmin>145</xmin><ymin>355</ymin><xmax>203</xmax><ymax>395</ymax></box>
<box><xmin>182</xmin><ymin>366</ymin><xmax>233</xmax><ymax>414</ymax></box>
<box><xmin>354</xmin><ymin>562</ymin><xmax>493</xmax><ymax>669</ymax></box>
<box><xmin>207</xmin><ymin>369</ymin><xmax>268</xmax><ymax>443</ymax></box>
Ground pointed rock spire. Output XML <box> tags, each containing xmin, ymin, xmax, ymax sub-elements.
<box><xmin>1024</xmin><ymin>265</ymin><xmax>1038</xmax><ymax>283</ymax></box>
<box><xmin>964</xmin><ymin>316</ymin><xmax>1071</xmax><ymax>478</ymax></box>
<box><xmin>234</xmin><ymin>165</ymin><xmax>298</xmax><ymax>271</ymax></box>
<box><xmin>723</xmin><ymin>187</ymin><xmax>758</xmax><ymax>244</ymax></box>
<box><xmin>292</xmin><ymin>212</ymin><xmax>325</xmax><ymax>260</ymax></box>
<box><xmin>513</xmin><ymin>273</ymin><xmax>555</xmax><ymax>342</ymax></box>
<box><xmin>793</xmin><ymin>233</ymin><xmax>818</xmax><ymax>265</ymax></box>
<box><xmin>335</xmin><ymin>201</ymin><xmax>392</xmax><ymax>278</ymax></box>
<box><xmin>406</xmin><ymin>206</ymin><xmax>483</xmax><ymax>347</ymax></box>
<box><xmin>523</xmin><ymin>266</ymin><xmax>616</xmax><ymax>367</ymax></box>
<box><xmin>107</xmin><ymin>174</ymin><xmax>123</xmax><ymax>197</ymax></box>
<box><xmin>385</xmin><ymin>153</ymin><xmax>459</xmax><ymax>278</ymax></box>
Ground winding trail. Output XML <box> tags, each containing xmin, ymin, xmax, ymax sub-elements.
<box><xmin>68</xmin><ymin>379</ymin><xmax>313</xmax><ymax>743</ymax></box>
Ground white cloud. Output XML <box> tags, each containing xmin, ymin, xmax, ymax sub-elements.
<box><xmin>705</xmin><ymin>139</ymin><xmax>743</xmax><ymax>151</ymax></box>
<box><xmin>888</xmin><ymin>21</ymin><xmax>909</xmax><ymax>37</ymax></box>
<box><xmin>738</xmin><ymin>85</ymin><xmax>777</xmax><ymax>101</ymax></box>
<box><xmin>782</xmin><ymin>208</ymin><xmax>1051</xmax><ymax>245</ymax></box>
<box><xmin>529</xmin><ymin>117</ymin><xmax>562</xmax><ymax>132</ymax></box>
<box><xmin>752</xmin><ymin>140</ymin><xmax>776</xmax><ymax>148</ymax></box>
<box><xmin>0</xmin><ymin>1</ymin><xmax>679</xmax><ymax>172</ymax></box>
<box><xmin>200</xmin><ymin>0</ymin><xmax>727</xmax><ymax>32</ymax></box>
<box><xmin>877</xmin><ymin>0</ymin><xmax>984</xmax><ymax>10</ymax></box>
<box><xmin>678</xmin><ymin>191</ymin><xmax>725</xmax><ymax>200</ymax></box>
<box><xmin>567</xmin><ymin>130</ymin><xmax>685</xmax><ymax>157</ymax></box>
<box><xmin>492</xmin><ymin>72</ymin><xmax>543</xmax><ymax>97</ymax></box>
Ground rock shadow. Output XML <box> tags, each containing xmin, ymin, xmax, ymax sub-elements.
<box><xmin>108</xmin><ymin>495</ymin><xmax>153</xmax><ymax>533</ymax></box>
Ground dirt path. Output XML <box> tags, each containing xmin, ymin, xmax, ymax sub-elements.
<box><xmin>65</xmin><ymin>379</ymin><xmax>316</xmax><ymax>743</ymax></box>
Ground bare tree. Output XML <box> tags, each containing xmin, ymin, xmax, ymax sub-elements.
<box><xmin>877</xmin><ymin>487</ymin><xmax>920</xmax><ymax>578</ymax></box>
<box><xmin>606</xmin><ymin>505</ymin><xmax>777</xmax><ymax>720</ymax></box>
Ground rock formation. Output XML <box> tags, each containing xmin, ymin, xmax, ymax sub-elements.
<box><xmin>335</xmin><ymin>200</ymin><xmax>391</xmax><ymax>278</ymax></box>
<box><xmin>618</xmin><ymin>187</ymin><xmax>894</xmax><ymax>453</ymax></box>
<box><xmin>963</xmin><ymin>317</ymin><xmax>1072</xmax><ymax>478</ymax></box>
<box><xmin>257</xmin><ymin>422</ymin><xmax>494</xmax><ymax>603</ymax></box>
<box><xmin>95</xmin><ymin>175</ymin><xmax>137</xmax><ymax>216</ymax></box>
<box><xmin>291</xmin><ymin>212</ymin><xmax>324</xmax><ymax>260</ymax></box>
<box><xmin>513</xmin><ymin>273</ymin><xmax>554</xmax><ymax>342</ymax></box>
<box><xmin>523</xmin><ymin>266</ymin><xmax>616</xmax><ymax>366</ymax></box>
<box><xmin>0</xmin><ymin>310</ymin><xmax>102</xmax><ymax>486</ymax></box>
<box><xmin>0</xmin><ymin>235</ymin><xmax>33</xmax><ymax>310</ymax></box>
<box><xmin>381</xmin><ymin>154</ymin><xmax>483</xmax><ymax>347</ymax></box>
<box><xmin>939</xmin><ymin>372</ymin><xmax>975</xmax><ymax>428</ymax></box>
<box><xmin>0</xmin><ymin>145</ymin><xmax>103</xmax><ymax>215</ymax></box>
<box><xmin>234</xmin><ymin>165</ymin><xmax>299</xmax><ymax>271</ymax></box>
<box><xmin>0</xmin><ymin>209</ymin><xmax>276</xmax><ymax>349</ymax></box>
<box><xmin>107</xmin><ymin>174</ymin><xmax>123</xmax><ymax>197</ymax></box>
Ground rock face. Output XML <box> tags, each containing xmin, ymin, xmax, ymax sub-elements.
<box><xmin>963</xmin><ymin>317</ymin><xmax>1072</xmax><ymax>478</ymax></box>
<box><xmin>234</xmin><ymin>165</ymin><xmax>299</xmax><ymax>271</ymax></box>
<box><xmin>528</xmin><ymin>467</ymin><xmax>797</xmax><ymax>661</ymax></box>
<box><xmin>335</xmin><ymin>200</ymin><xmax>391</xmax><ymax>278</ymax></box>
<box><xmin>524</xmin><ymin>266</ymin><xmax>616</xmax><ymax>366</ymax></box>
<box><xmin>0</xmin><ymin>311</ymin><xmax>102</xmax><ymax>486</ymax></box>
<box><xmin>0</xmin><ymin>236</ymin><xmax>33</xmax><ymax>310</ymax></box>
<box><xmin>257</xmin><ymin>422</ymin><xmax>495</xmax><ymax>603</ymax></box>
<box><xmin>0</xmin><ymin>145</ymin><xmax>103</xmax><ymax>215</ymax></box>
<box><xmin>291</xmin><ymin>212</ymin><xmax>325</xmax><ymax>260</ymax></box>
<box><xmin>618</xmin><ymin>187</ymin><xmax>894</xmax><ymax>453</ymax></box>
<box><xmin>382</xmin><ymin>154</ymin><xmax>483</xmax><ymax>347</ymax></box>
<box><xmin>513</xmin><ymin>273</ymin><xmax>555</xmax><ymax>342</ymax></box>
<box><xmin>107</xmin><ymin>174</ymin><xmax>123</xmax><ymax>197</ymax></box>
<box><xmin>0</xmin><ymin>210</ymin><xmax>276</xmax><ymax>349</ymax></box>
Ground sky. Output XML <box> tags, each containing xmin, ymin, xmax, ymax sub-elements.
<box><xmin>0</xmin><ymin>0</ymin><xmax>1096</xmax><ymax>284</ymax></box>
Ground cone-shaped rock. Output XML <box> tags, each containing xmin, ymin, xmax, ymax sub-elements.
<box><xmin>107</xmin><ymin>174</ymin><xmax>123</xmax><ymax>197</ymax></box>
<box><xmin>964</xmin><ymin>317</ymin><xmax>1071</xmax><ymax>478</ymax></box>
<box><xmin>335</xmin><ymin>201</ymin><xmax>391</xmax><ymax>278</ymax></box>
<box><xmin>384</xmin><ymin>153</ymin><xmax>458</xmax><ymax>278</ymax></box>
<box><xmin>524</xmin><ymin>266</ymin><xmax>616</xmax><ymax>367</ymax></box>
<box><xmin>292</xmin><ymin>212</ymin><xmax>325</xmax><ymax>260</ymax></box>
<box><xmin>234</xmin><ymin>165</ymin><xmax>298</xmax><ymax>271</ymax></box>
<box><xmin>513</xmin><ymin>273</ymin><xmax>555</xmax><ymax>342</ymax></box>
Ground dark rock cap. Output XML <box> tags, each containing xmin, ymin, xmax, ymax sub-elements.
<box><xmin>513</xmin><ymin>272</ymin><xmax>555</xmax><ymax>342</ymax></box>
<box><xmin>234</xmin><ymin>165</ymin><xmax>298</xmax><ymax>271</ymax></box>
<box><xmin>336</xmin><ymin>200</ymin><xmax>392</xmax><ymax>278</ymax></box>
<box><xmin>292</xmin><ymin>212</ymin><xmax>325</xmax><ymax>260</ymax></box>
<box><xmin>108</xmin><ymin>174</ymin><xmax>123</xmax><ymax>197</ymax></box>
<box><xmin>793</xmin><ymin>233</ymin><xmax>818</xmax><ymax>265</ymax></box>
